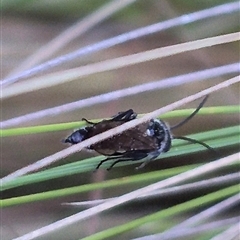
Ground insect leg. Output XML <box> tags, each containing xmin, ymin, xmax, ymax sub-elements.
<box><xmin>135</xmin><ymin>151</ymin><xmax>160</xmax><ymax>169</ymax></box>
<box><xmin>82</xmin><ymin>118</ymin><xmax>95</xmax><ymax>124</ymax></box>
<box><xmin>121</xmin><ymin>150</ymin><xmax>151</xmax><ymax>170</ymax></box>
<box><xmin>95</xmin><ymin>155</ymin><xmax>123</xmax><ymax>170</ymax></box>
<box><xmin>107</xmin><ymin>158</ymin><xmax>131</xmax><ymax>170</ymax></box>
<box><xmin>107</xmin><ymin>151</ymin><xmax>149</xmax><ymax>170</ymax></box>
<box><xmin>95</xmin><ymin>158</ymin><xmax>110</xmax><ymax>170</ymax></box>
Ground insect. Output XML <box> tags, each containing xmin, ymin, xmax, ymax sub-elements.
<box><xmin>64</xmin><ymin>95</ymin><xmax>214</xmax><ymax>170</ymax></box>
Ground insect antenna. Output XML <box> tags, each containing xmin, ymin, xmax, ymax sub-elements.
<box><xmin>170</xmin><ymin>95</ymin><xmax>209</xmax><ymax>130</ymax></box>
<box><xmin>173</xmin><ymin>135</ymin><xmax>216</xmax><ymax>153</ymax></box>
<box><xmin>170</xmin><ymin>95</ymin><xmax>216</xmax><ymax>153</ymax></box>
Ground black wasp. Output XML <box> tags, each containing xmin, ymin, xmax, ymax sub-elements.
<box><xmin>64</xmin><ymin>95</ymin><xmax>214</xmax><ymax>170</ymax></box>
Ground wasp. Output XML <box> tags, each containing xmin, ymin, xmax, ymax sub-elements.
<box><xmin>64</xmin><ymin>95</ymin><xmax>214</xmax><ymax>170</ymax></box>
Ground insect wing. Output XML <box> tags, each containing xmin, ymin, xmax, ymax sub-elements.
<box><xmin>92</xmin><ymin>123</ymin><xmax>160</xmax><ymax>155</ymax></box>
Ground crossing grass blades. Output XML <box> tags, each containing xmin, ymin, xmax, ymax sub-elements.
<box><xmin>64</xmin><ymin>95</ymin><xmax>215</xmax><ymax>170</ymax></box>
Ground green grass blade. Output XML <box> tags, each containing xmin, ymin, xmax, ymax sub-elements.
<box><xmin>82</xmin><ymin>185</ymin><xmax>239</xmax><ymax>240</ymax></box>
